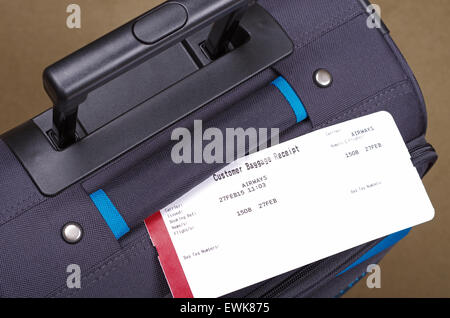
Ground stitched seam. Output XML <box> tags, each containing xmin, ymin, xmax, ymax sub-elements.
<box><xmin>50</xmin><ymin>235</ymin><xmax>148</xmax><ymax>297</ymax></box>
<box><xmin>320</xmin><ymin>90</ymin><xmax>413</xmax><ymax>129</ymax></box>
<box><xmin>0</xmin><ymin>192</ymin><xmax>40</xmax><ymax>216</ymax></box>
<box><xmin>49</xmin><ymin>234</ymin><xmax>149</xmax><ymax>297</ymax></box>
<box><xmin>335</xmin><ymin>271</ymin><xmax>367</xmax><ymax>297</ymax></box>
<box><xmin>294</xmin><ymin>7</ymin><xmax>363</xmax><ymax>49</ymax></box>
<box><xmin>316</xmin><ymin>81</ymin><xmax>412</xmax><ymax>129</ymax></box>
<box><xmin>295</xmin><ymin>4</ymin><xmax>360</xmax><ymax>39</ymax></box>
<box><xmin>383</xmin><ymin>34</ymin><xmax>428</xmax><ymax>126</ymax></box>
<box><xmin>0</xmin><ymin>192</ymin><xmax>45</xmax><ymax>226</ymax></box>
<box><xmin>65</xmin><ymin>241</ymin><xmax>152</xmax><ymax>298</ymax></box>
<box><xmin>51</xmin><ymin>237</ymin><xmax>149</xmax><ymax>298</ymax></box>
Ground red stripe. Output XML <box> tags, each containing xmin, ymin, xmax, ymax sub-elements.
<box><xmin>145</xmin><ymin>212</ymin><xmax>194</xmax><ymax>298</ymax></box>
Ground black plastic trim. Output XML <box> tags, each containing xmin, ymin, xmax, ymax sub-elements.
<box><xmin>2</xmin><ymin>4</ymin><xmax>293</xmax><ymax>196</ymax></box>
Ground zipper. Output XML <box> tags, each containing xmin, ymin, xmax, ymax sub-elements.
<box><xmin>259</xmin><ymin>261</ymin><xmax>326</xmax><ymax>298</ymax></box>
<box><xmin>256</xmin><ymin>143</ymin><xmax>436</xmax><ymax>298</ymax></box>
<box><xmin>409</xmin><ymin>143</ymin><xmax>435</xmax><ymax>162</ymax></box>
<box><xmin>259</xmin><ymin>240</ymin><xmax>376</xmax><ymax>298</ymax></box>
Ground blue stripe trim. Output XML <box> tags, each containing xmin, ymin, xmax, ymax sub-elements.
<box><xmin>272</xmin><ymin>76</ymin><xmax>308</xmax><ymax>123</ymax></box>
<box><xmin>337</xmin><ymin>228</ymin><xmax>411</xmax><ymax>276</ymax></box>
<box><xmin>90</xmin><ymin>189</ymin><xmax>130</xmax><ymax>240</ymax></box>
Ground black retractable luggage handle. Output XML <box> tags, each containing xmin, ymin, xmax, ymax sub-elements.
<box><xmin>4</xmin><ymin>1</ymin><xmax>293</xmax><ymax>195</ymax></box>
<box><xmin>45</xmin><ymin>0</ymin><xmax>252</xmax><ymax>148</ymax></box>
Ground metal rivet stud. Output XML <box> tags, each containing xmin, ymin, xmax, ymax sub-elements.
<box><xmin>62</xmin><ymin>222</ymin><xmax>83</xmax><ymax>244</ymax></box>
<box><xmin>313</xmin><ymin>69</ymin><xmax>333</xmax><ymax>88</ymax></box>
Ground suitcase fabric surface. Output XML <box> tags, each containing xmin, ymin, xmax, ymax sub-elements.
<box><xmin>0</xmin><ymin>0</ymin><xmax>437</xmax><ymax>298</ymax></box>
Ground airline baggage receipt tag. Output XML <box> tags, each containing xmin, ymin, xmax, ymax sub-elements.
<box><xmin>145</xmin><ymin>111</ymin><xmax>434</xmax><ymax>298</ymax></box>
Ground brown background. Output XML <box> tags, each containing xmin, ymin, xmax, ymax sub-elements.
<box><xmin>0</xmin><ymin>1</ymin><xmax>448</xmax><ymax>297</ymax></box>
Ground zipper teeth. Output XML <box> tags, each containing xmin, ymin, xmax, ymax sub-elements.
<box><xmin>259</xmin><ymin>261</ymin><xmax>327</xmax><ymax>298</ymax></box>
<box><xmin>258</xmin><ymin>144</ymin><xmax>434</xmax><ymax>298</ymax></box>
<box><xmin>409</xmin><ymin>143</ymin><xmax>433</xmax><ymax>160</ymax></box>
<box><xmin>260</xmin><ymin>238</ymin><xmax>377</xmax><ymax>298</ymax></box>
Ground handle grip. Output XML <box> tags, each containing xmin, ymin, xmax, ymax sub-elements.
<box><xmin>44</xmin><ymin>0</ymin><xmax>252</xmax><ymax>148</ymax></box>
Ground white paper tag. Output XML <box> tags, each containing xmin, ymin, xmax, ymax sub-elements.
<box><xmin>145</xmin><ymin>111</ymin><xmax>434</xmax><ymax>298</ymax></box>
